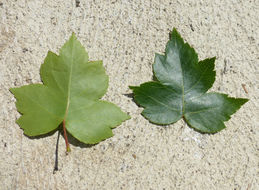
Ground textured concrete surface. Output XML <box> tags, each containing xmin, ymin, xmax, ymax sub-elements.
<box><xmin>0</xmin><ymin>0</ymin><xmax>258</xmax><ymax>189</ymax></box>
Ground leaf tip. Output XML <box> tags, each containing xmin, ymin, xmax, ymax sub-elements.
<box><xmin>238</xmin><ymin>97</ymin><xmax>249</xmax><ymax>106</ymax></box>
<box><xmin>125</xmin><ymin>113</ymin><xmax>131</xmax><ymax>120</ymax></box>
<box><xmin>69</xmin><ymin>32</ymin><xmax>78</xmax><ymax>43</ymax></box>
<box><xmin>9</xmin><ymin>87</ymin><xmax>19</xmax><ymax>96</ymax></box>
<box><xmin>169</xmin><ymin>28</ymin><xmax>181</xmax><ymax>40</ymax></box>
<box><xmin>71</xmin><ymin>32</ymin><xmax>77</xmax><ymax>38</ymax></box>
<box><xmin>211</xmin><ymin>56</ymin><xmax>216</xmax><ymax>61</ymax></box>
<box><xmin>129</xmin><ymin>86</ymin><xmax>138</xmax><ymax>90</ymax></box>
<box><xmin>9</xmin><ymin>87</ymin><xmax>15</xmax><ymax>93</ymax></box>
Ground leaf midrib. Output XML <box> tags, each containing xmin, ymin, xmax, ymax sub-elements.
<box><xmin>64</xmin><ymin>40</ymin><xmax>75</xmax><ymax>120</ymax></box>
<box><xmin>177</xmin><ymin>43</ymin><xmax>185</xmax><ymax>116</ymax></box>
<box><xmin>177</xmin><ymin>44</ymin><xmax>211</xmax><ymax>117</ymax></box>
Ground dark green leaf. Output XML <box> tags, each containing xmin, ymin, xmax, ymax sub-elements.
<box><xmin>130</xmin><ymin>28</ymin><xmax>248</xmax><ymax>133</ymax></box>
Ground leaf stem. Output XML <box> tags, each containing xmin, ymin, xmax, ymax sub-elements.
<box><xmin>63</xmin><ymin>120</ymin><xmax>71</xmax><ymax>153</ymax></box>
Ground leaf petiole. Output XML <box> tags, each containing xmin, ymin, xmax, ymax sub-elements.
<box><xmin>62</xmin><ymin>120</ymin><xmax>71</xmax><ymax>153</ymax></box>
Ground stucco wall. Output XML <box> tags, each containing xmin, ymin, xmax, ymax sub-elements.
<box><xmin>0</xmin><ymin>0</ymin><xmax>258</xmax><ymax>189</ymax></box>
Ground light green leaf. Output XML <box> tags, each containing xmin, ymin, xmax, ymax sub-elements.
<box><xmin>130</xmin><ymin>28</ymin><xmax>248</xmax><ymax>133</ymax></box>
<box><xmin>10</xmin><ymin>33</ymin><xmax>130</xmax><ymax>145</ymax></box>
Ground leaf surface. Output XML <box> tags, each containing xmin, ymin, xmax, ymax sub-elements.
<box><xmin>10</xmin><ymin>34</ymin><xmax>130</xmax><ymax>144</ymax></box>
<box><xmin>130</xmin><ymin>28</ymin><xmax>248</xmax><ymax>133</ymax></box>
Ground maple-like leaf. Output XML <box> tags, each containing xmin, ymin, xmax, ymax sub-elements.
<box><xmin>130</xmin><ymin>28</ymin><xmax>248</xmax><ymax>133</ymax></box>
<box><xmin>10</xmin><ymin>34</ymin><xmax>130</xmax><ymax>150</ymax></box>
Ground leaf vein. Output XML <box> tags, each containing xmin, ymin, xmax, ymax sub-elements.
<box><xmin>137</xmin><ymin>90</ymin><xmax>180</xmax><ymax>112</ymax></box>
<box><xmin>185</xmin><ymin>106</ymin><xmax>219</xmax><ymax>115</ymax></box>
<box><xmin>184</xmin><ymin>63</ymin><xmax>210</xmax><ymax>94</ymax></box>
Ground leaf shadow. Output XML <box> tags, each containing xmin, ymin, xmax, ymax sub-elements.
<box><xmin>25</xmin><ymin>124</ymin><xmax>95</xmax><ymax>149</ymax></box>
<box><xmin>123</xmin><ymin>93</ymin><xmax>134</xmax><ymax>99</ymax></box>
<box><xmin>64</xmin><ymin>132</ymin><xmax>95</xmax><ymax>149</ymax></box>
<box><xmin>152</xmin><ymin>75</ymin><xmax>159</xmax><ymax>82</ymax></box>
<box><xmin>25</xmin><ymin>128</ymin><xmax>58</xmax><ymax>139</ymax></box>
<box><xmin>57</xmin><ymin>124</ymin><xmax>96</xmax><ymax>149</ymax></box>
<box><xmin>182</xmin><ymin>117</ymin><xmax>219</xmax><ymax>135</ymax></box>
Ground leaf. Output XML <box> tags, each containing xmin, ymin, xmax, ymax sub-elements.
<box><xmin>130</xmin><ymin>28</ymin><xmax>248</xmax><ymax>133</ymax></box>
<box><xmin>10</xmin><ymin>33</ymin><xmax>130</xmax><ymax>147</ymax></box>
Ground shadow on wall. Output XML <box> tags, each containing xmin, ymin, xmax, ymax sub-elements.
<box><xmin>25</xmin><ymin>124</ymin><xmax>94</xmax><ymax>149</ymax></box>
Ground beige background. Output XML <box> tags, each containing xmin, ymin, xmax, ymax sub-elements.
<box><xmin>0</xmin><ymin>0</ymin><xmax>258</xmax><ymax>189</ymax></box>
